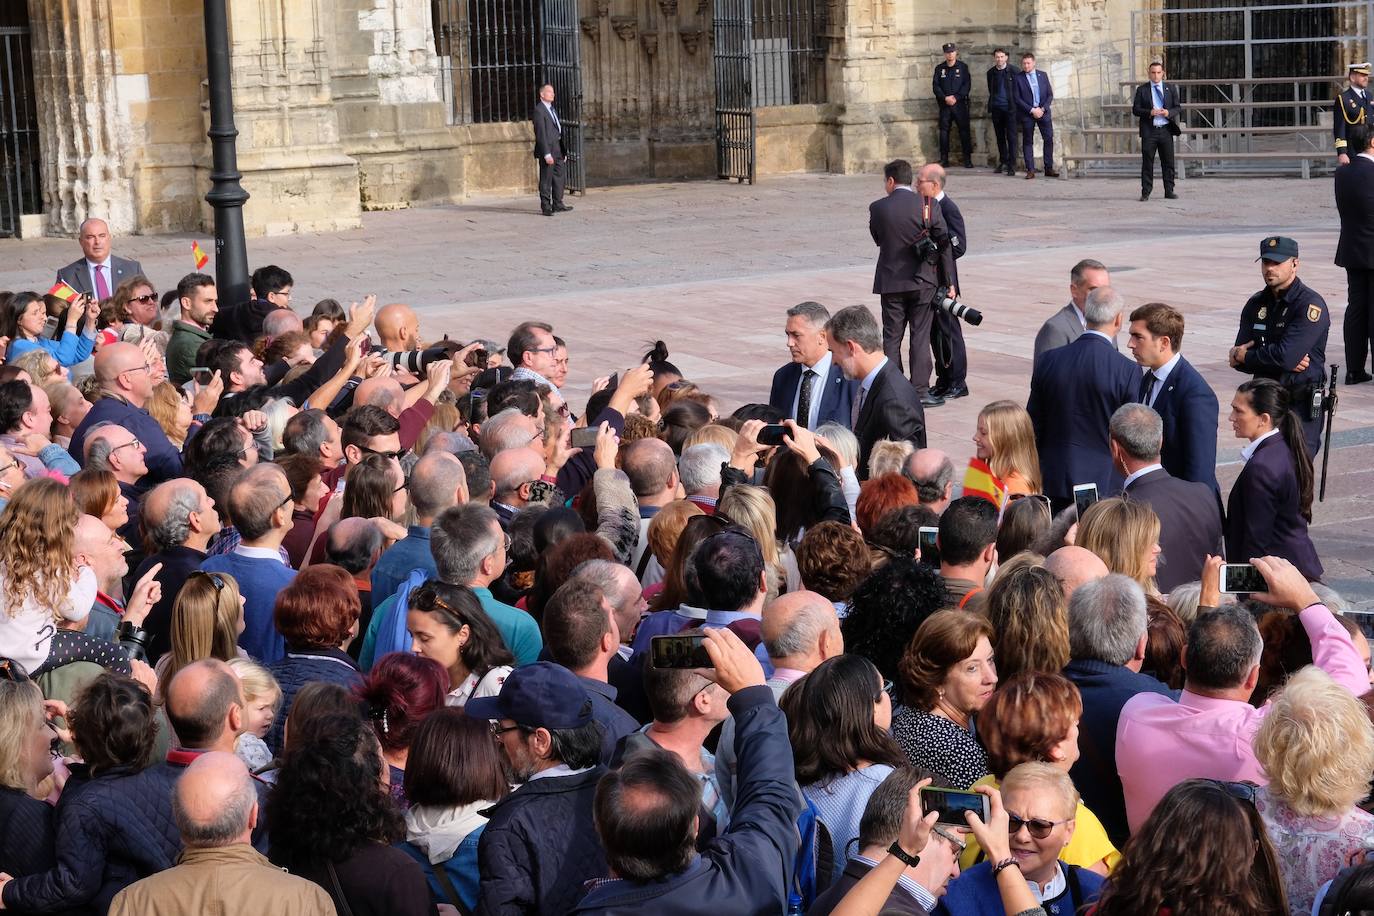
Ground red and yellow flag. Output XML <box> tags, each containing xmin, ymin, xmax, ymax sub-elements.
<box><xmin>963</xmin><ymin>457</ymin><xmax>1007</xmax><ymax>509</ymax></box>
<box><xmin>46</xmin><ymin>279</ymin><xmax>80</xmax><ymax>302</ymax></box>
<box><xmin>192</xmin><ymin>240</ymin><xmax>209</xmax><ymax>270</ymax></box>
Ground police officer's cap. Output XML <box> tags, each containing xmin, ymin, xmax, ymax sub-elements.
<box><xmin>1256</xmin><ymin>236</ymin><xmax>1299</xmax><ymax>262</ymax></box>
<box><xmin>1350</xmin><ymin>61</ymin><xmax>1371</xmax><ymax>76</ymax></box>
<box><xmin>942</xmin><ymin>42</ymin><xmax>957</xmax><ymax>53</ymax></box>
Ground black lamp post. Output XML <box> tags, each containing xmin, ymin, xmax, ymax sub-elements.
<box><xmin>202</xmin><ymin>0</ymin><xmax>250</xmax><ymax>307</ymax></box>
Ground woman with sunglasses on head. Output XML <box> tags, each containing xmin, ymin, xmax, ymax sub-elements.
<box><xmin>406</xmin><ymin>580</ymin><xmax>514</xmax><ymax>708</ymax></box>
<box><xmin>1087</xmin><ymin>778</ymin><xmax>1287</xmax><ymax>916</ymax></box>
<box><xmin>938</xmin><ymin>762</ymin><xmax>1105</xmax><ymax>915</ymax></box>
<box><xmin>2</xmin><ymin>290</ymin><xmax>98</xmax><ymax>368</ymax></box>
<box><xmin>155</xmin><ymin>571</ymin><xmax>245</xmax><ymax>697</ymax></box>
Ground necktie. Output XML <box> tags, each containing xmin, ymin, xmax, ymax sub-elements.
<box><xmin>852</xmin><ymin>385</ymin><xmax>867</xmax><ymax>428</ymax></box>
<box><xmin>94</xmin><ymin>264</ymin><xmax>110</xmax><ymax>300</ymax></box>
<box><xmin>797</xmin><ymin>369</ymin><xmax>817</xmax><ymax>429</ymax></box>
<box><xmin>548</xmin><ymin>104</ymin><xmax>560</xmax><ymax>131</ymax></box>
<box><xmin>1140</xmin><ymin>370</ymin><xmax>1158</xmax><ymax>404</ymax></box>
<box><xmin>1030</xmin><ymin>74</ymin><xmax>1039</xmax><ymax>108</ymax></box>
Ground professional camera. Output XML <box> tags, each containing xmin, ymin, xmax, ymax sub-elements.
<box><xmin>912</xmin><ymin>233</ymin><xmax>940</xmax><ymax>262</ymax></box>
<box><xmin>386</xmin><ymin>340</ymin><xmax>466</xmax><ymax>374</ymax></box>
<box><xmin>937</xmin><ymin>296</ymin><xmax>983</xmax><ymax>326</ymax></box>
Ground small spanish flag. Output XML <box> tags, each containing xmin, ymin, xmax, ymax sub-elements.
<box><xmin>47</xmin><ymin>279</ymin><xmax>80</xmax><ymax>303</ymax></box>
<box><xmin>192</xmin><ymin>241</ymin><xmax>209</xmax><ymax>270</ymax></box>
<box><xmin>963</xmin><ymin>457</ymin><xmax>1007</xmax><ymax>509</ymax></box>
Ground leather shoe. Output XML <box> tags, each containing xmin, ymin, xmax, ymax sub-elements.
<box><xmin>1140</xmin><ymin>193</ymin><xmax>1150</xmax><ymax>201</ymax></box>
<box><xmin>1044</xmin><ymin>167</ymin><xmax>1060</xmax><ymax>178</ymax></box>
<box><xmin>1005</xmin><ymin>167</ymin><xmax>1017</xmax><ymax>176</ymax></box>
<box><xmin>1025</xmin><ymin>170</ymin><xmax>1036</xmax><ymax>180</ymax></box>
<box><xmin>1164</xmin><ymin>191</ymin><xmax>1179</xmax><ymax>199</ymax></box>
<box><xmin>940</xmin><ymin>383</ymin><xmax>969</xmax><ymax>399</ymax></box>
<box><xmin>920</xmin><ymin>391</ymin><xmax>946</xmax><ymax>407</ymax></box>
<box><xmin>1346</xmin><ymin>370</ymin><xmax>1374</xmax><ymax>385</ymax></box>
<box><xmin>542</xmin><ymin>210</ymin><xmax>554</xmax><ymax>216</ymax></box>
<box><xmin>553</xmin><ymin>205</ymin><xmax>574</xmax><ymax>212</ymax></box>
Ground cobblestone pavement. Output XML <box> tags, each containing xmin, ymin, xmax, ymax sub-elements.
<box><xmin>3</xmin><ymin>170</ymin><xmax>1372</xmax><ymax>605</ymax></box>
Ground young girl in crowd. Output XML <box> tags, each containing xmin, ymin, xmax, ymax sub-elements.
<box><xmin>228</xmin><ymin>656</ymin><xmax>282</xmax><ymax>773</ymax></box>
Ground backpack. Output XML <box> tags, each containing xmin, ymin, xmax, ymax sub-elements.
<box><xmin>370</xmin><ymin>568</ymin><xmax>431</xmax><ymax>667</ymax></box>
<box><xmin>793</xmin><ymin>796</ymin><xmax>834</xmax><ymax>909</ymax></box>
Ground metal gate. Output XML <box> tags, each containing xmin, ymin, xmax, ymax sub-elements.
<box><xmin>0</xmin><ymin>13</ymin><xmax>40</xmax><ymax>239</ymax></box>
<box><xmin>541</xmin><ymin>0</ymin><xmax>584</xmax><ymax>194</ymax></box>
<box><xmin>714</xmin><ymin>0</ymin><xmax>755</xmax><ymax>183</ymax></box>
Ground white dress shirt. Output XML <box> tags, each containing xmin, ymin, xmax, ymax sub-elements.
<box><xmin>86</xmin><ymin>257</ymin><xmax>112</xmax><ymax>298</ymax></box>
<box><xmin>1123</xmin><ymin>462</ymin><xmax>1164</xmax><ymax>489</ymax></box>
<box><xmin>1240</xmin><ymin>428</ymin><xmax>1282</xmax><ymax>462</ymax></box>
<box><xmin>1143</xmin><ymin>351</ymin><xmax>1181</xmax><ymax>408</ymax></box>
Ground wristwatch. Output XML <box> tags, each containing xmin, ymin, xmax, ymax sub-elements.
<box><xmin>887</xmin><ymin>841</ymin><xmax>921</xmax><ymax>867</ymax></box>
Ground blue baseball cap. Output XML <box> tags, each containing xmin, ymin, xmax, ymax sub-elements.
<box><xmin>465</xmin><ymin>662</ymin><xmax>593</xmax><ymax>729</ymax></box>
<box><xmin>1257</xmin><ymin>236</ymin><xmax>1299</xmax><ymax>262</ymax></box>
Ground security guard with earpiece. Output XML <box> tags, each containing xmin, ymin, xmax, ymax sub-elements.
<box><xmin>1334</xmin><ymin>61</ymin><xmax>1374</xmax><ymax>165</ymax></box>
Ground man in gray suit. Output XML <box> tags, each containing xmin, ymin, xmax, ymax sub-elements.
<box><xmin>1032</xmin><ymin>258</ymin><xmax>1110</xmax><ymax>363</ymax></box>
<box><xmin>54</xmin><ymin>218</ymin><xmax>144</xmax><ymax>300</ymax></box>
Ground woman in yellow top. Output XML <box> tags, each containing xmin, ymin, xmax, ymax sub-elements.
<box><xmin>964</xmin><ymin>400</ymin><xmax>1042</xmax><ymax>505</ymax></box>
<box><xmin>959</xmin><ymin>669</ymin><xmax>1120</xmax><ymax>875</ymax></box>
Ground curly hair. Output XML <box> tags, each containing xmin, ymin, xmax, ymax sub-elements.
<box><xmin>70</xmin><ymin>673</ymin><xmax>157</xmax><ymax>777</ymax></box>
<box><xmin>274</xmin><ymin>565</ymin><xmax>361</xmax><ymax>649</ymax></box>
<box><xmin>266</xmin><ymin>713</ymin><xmax>404</xmax><ymax>869</ymax></box>
<box><xmin>795</xmin><ymin>521</ymin><xmax>871</xmax><ymax>602</ymax></box>
<box><xmin>897</xmin><ymin>609</ymin><xmax>995</xmax><ymax>711</ymax></box>
<box><xmin>841</xmin><ymin>557</ymin><xmax>947</xmax><ymax>694</ymax></box>
<box><xmin>1091</xmin><ymin>779</ymin><xmax>1288</xmax><ymax>916</ymax></box>
<box><xmin>984</xmin><ymin>563</ymin><xmax>1069</xmax><ymax>681</ymax></box>
<box><xmin>0</xmin><ymin>477</ymin><xmax>79</xmax><ymax>619</ymax></box>
<box><xmin>146</xmin><ymin>381</ymin><xmax>190</xmax><ymax>447</ymax></box>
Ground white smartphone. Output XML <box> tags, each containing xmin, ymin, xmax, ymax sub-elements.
<box><xmin>1073</xmin><ymin>483</ymin><xmax>1099</xmax><ymax>518</ymax></box>
<box><xmin>1219</xmin><ymin>563</ymin><xmax>1266</xmax><ymax>594</ymax></box>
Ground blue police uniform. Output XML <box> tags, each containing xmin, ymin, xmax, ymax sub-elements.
<box><xmin>1235</xmin><ymin>238</ymin><xmax>1330</xmax><ymax>456</ymax></box>
<box><xmin>1334</xmin><ymin>73</ymin><xmax>1374</xmax><ymax>158</ymax></box>
<box><xmin>933</xmin><ymin>47</ymin><xmax>973</xmax><ymax>167</ymax></box>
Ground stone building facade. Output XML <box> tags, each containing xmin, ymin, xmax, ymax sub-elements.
<box><xmin>9</xmin><ymin>0</ymin><xmax>1135</xmax><ymax>238</ymax></box>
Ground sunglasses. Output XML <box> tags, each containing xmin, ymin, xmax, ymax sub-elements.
<box><xmin>360</xmin><ymin>444</ymin><xmax>409</xmax><ymax>461</ymax></box>
<box><xmin>1007</xmin><ymin>811</ymin><xmax>1072</xmax><ymax>839</ymax></box>
<box><xmin>490</xmin><ymin>722</ymin><xmax>524</xmax><ymax>739</ymax></box>
<box><xmin>131</xmin><ymin>292</ymin><xmax>159</xmax><ymax>304</ymax></box>
<box><xmin>196</xmin><ymin>571</ymin><xmax>227</xmax><ymax>592</ymax></box>
<box><xmin>0</xmin><ymin>657</ymin><xmax>30</xmax><ymax>682</ymax></box>
<box><xmin>1213</xmin><ymin>779</ymin><xmax>1260</xmax><ymax>806</ymax></box>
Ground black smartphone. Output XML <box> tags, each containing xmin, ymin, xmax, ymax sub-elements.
<box><xmin>920</xmin><ymin>786</ymin><xmax>990</xmax><ymax>827</ymax></box>
<box><xmin>650</xmin><ymin>635</ymin><xmax>712</xmax><ymax>669</ymax></box>
<box><xmin>1073</xmin><ymin>483</ymin><xmax>1099</xmax><ymax>518</ymax></box>
<box><xmin>918</xmin><ymin>526</ymin><xmax>941</xmax><ymax>567</ymax></box>
<box><xmin>190</xmin><ymin>366</ymin><xmax>213</xmax><ymax>386</ymax></box>
<box><xmin>569</xmin><ymin>427</ymin><xmax>600</xmax><ymax>449</ymax></box>
<box><xmin>1220</xmin><ymin>563</ymin><xmax>1267</xmax><ymax>594</ymax></box>
<box><xmin>757</xmin><ymin>424</ymin><xmax>788</xmax><ymax>447</ymax></box>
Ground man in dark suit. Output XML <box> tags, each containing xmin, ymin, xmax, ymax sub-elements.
<box><xmin>987</xmin><ymin>48</ymin><xmax>1018</xmax><ymax>176</ymax></box>
<box><xmin>868</xmin><ymin>159</ymin><xmax>956</xmax><ymax>406</ymax></box>
<box><xmin>1334</xmin><ymin>62</ymin><xmax>1374</xmax><ymax>165</ymax></box>
<box><xmin>54</xmin><ymin>218</ymin><xmax>144</xmax><ymax>300</ymax></box>
<box><xmin>1131</xmin><ymin>61</ymin><xmax>1182</xmax><ymax>201</ymax></box>
<box><xmin>1027</xmin><ymin>286</ymin><xmax>1140</xmax><ymax>509</ymax></box>
<box><xmin>1032</xmin><ymin>259</ymin><xmax>1111</xmax><ymax>363</ymax></box>
<box><xmin>768</xmin><ymin>301</ymin><xmax>858</xmax><ymax>428</ymax></box>
<box><xmin>1126</xmin><ymin>302</ymin><xmax>1218</xmax><ymax>491</ymax></box>
<box><xmin>1013</xmin><ymin>52</ymin><xmax>1058</xmax><ymax>179</ymax></box>
<box><xmin>1111</xmin><ymin>404</ymin><xmax>1223</xmax><ymax>592</ymax></box>
<box><xmin>1335</xmin><ymin>122</ymin><xmax>1374</xmax><ymax>384</ymax></box>
<box><xmin>825</xmin><ymin>304</ymin><xmax>926</xmax><ymax>477</ymax></box>
<box><xmin>916</xmin><ymin>164</ymin><xmax>968</xmax><ymax>401</ymax></box>
<box><xmin>532</xmin><ymin>84</ymin><xmax>572</xmax><ymax>217</ymax></box>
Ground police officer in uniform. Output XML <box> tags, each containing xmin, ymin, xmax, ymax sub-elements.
<box><xmin>933</xmin><ymin>42</ymin><xmax>973</xmax><ymax>169</ymax></box>
<box><xmin>1229</xmin><ymin>236</ymin><xmax>1330</xmax><ymax>456</ymax></box>
<box><xmin>1335</xmin><ymin>61</ymin><xmax>1374</xmax><ymax>165</ymax></box>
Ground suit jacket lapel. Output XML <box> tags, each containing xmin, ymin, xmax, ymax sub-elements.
<box><xmin>857</xmin><ymin>364</ymin><xmax>887</xmax><ymax>430</ymax></box>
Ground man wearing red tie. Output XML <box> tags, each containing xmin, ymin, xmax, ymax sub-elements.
<box><xmin>54</xmin><ymin>219</ymin><xmax>144</xmax><ymax>301</ymax></box>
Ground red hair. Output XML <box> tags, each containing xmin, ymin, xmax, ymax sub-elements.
<box><xmin>856</xmin><ymin>473</ymin><xmax>920</xmax><ymax>534</ymax></box>
<box><xmin>355</xmin><ymin>653</ymin><xmax>451</xmax><ymax>752</ymax></box>
<box><xmin>273</xmin><ymin>564</ymin><xmax>361</xmax><ymax>649</ymax></box>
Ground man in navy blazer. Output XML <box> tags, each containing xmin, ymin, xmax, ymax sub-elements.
<box><xmin>768</xmin><ymin>301</ymin><xmax>857</xmax><ymax>428</ymax></box>
<box><xmin>1131</xmin><ymin>62</ymin><xmax>1182</xmax><ymax>201</ymax></box>
<box><xmin>825</xmin><ymin>305</ymin><xmax>925</xmax><ymax>477</ymax></box>
<box><xmin>1111</xmin><ymin>404</ymin><xmax>1224</xmax><ymax>592</ymax></box>
<box><xmin>1013</xmin><ymin>52</ymin><xmax>1058</xmax><ymax>179</ymax></box>
<box><xmin>1334</xmin><ymin>122</ymin><xmax>1374</xmax><ymax>383</ymax></box>
<box><xmin>1126</xmin><ymin>302</ymin><xmax>1218</xmax><ymax>492</ymax></box>
<box><xmin>1027</xmin><ymin>286</ymin><xmax>1140</xmax><ymax>508</ymax></box>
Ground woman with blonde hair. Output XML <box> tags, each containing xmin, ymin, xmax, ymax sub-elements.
<box><xmin>984</xmin><ymin>563</ymin><xmax>1069</xmax><ymax>681</ymax></box>
<box><xmin>964</xmin><ymin>400</ymin><xmax>1041</xmax><ymax>505</ymax></box>
<box><xmin>10</xmin><ymin>350</ymin><xmax>64</xmax><ymax>388</ymax></box>
<box><xmin>0</xmin><ymin>671</ymin><xmax>61</xmax><ymax>878</ymax></box>
<box><xmin>146</xmin><ymin>381</ymin><xmax>195</xmax><ymax>449</ymax></box>
<box><xmin>643</xmin><ymin>499</ymin><xmax>704</xmax><ymax>599</ymax></box>
<box><xmin>682</xmin><ymin>423</ymin><xmax>737</xmax><ymax>453</ymax></box>
<box><xmin>717</xmin><ymin>483</ymin><xmax>795</xmax><ymax>597</ymax></box>
<box><xmin>1254</xmin><ymin>666</ymin><xmax>1374</xmax><ymax>915</ymax></box>
<box><xmin>159</xmin><ymin>570</ymin><xmax>245</xmax><ymax>692</ymax></box>
<box><xmin>1076</xmin><ymin>497</ymin><xmax>1162</xmax><ymax>594</ymax></box>
<box><xmin>68</xmin><ymin>469</ymin><xmax>129</xmax><ymax>537</ymax></box>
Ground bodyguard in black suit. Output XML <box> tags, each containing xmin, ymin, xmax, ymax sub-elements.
<box><xmin>1027</xmin><ymin>287</ymin><xmax>1140</xmax><ymax>508</ymax></box>
<box><xmin>933</xmin><ymin>43</ymin><xmax>973</xmax><ymax>168</ymax></box>
<box><xmin>1334</xmin><ymin>122</ymin><xmax>1374</xmax><ymax>384</ymax></box>
<box><xmin>1334</xmin><ymin>62</ymin><xmax>1374</xmax><ymax>164</ymax></box>
<box><xmin>987</xmin><ymin>49</ymin><xmax>1018</xmax><ymax>175</ymax></box>
<box><xmin>915</xmin><ymin>163</ymin><xmax>968</xmax><ymax>400</ymax></box>
<box><xmin>1229</xmin><ymin>236</ymin><xmax>1329</xmax><ymax>455</ymax></box>
<box><xmin>1131</xmin><ymin>62</ymin><xmax>1181</xmax><ymax>201</ymax></box>
<box><xmin>1125</xmin><ymin>302</ymin><xmax>1218</xmax><ymax>492</ymax></box>
<box><xmin>769</xmin><ymin>301</ymin><xmax>858</xmax><ymax>428</ymax></box>
<box><xmin>869</xmin><ymin>159</ymin><xmax>956</xmax><ymax>403</ymax></box>
<box><xmin>824</xmin><ymin>304</ymin><xmax>925</xmax><ymax>477</ymax></box>
<box><xmin>533</xmin><ymin>84</ymin><xmax>572</xmax><ymax>216</ymax></box>
<box><xmin>1111</xmin><ymin>404</ymin><xmax>1223</xmax><ymax>592</ymax></box>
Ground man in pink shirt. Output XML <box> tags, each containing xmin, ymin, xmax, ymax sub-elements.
<box><xmin>1116</xmin><ymin>556</ymin><xmax>1368</xmax><ymax>832</ymax></box>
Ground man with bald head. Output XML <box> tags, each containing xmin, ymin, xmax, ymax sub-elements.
<box><xmin>374</xmin><ymin>301</ymin><xmax>420</xmax><ymax>356</ymax></box>
<box><xmin>73</xmin><ymin>341</ymin><xmax>216</xmax><ymax>485</ymax></box>
<box><xmin>622</xmin><ymin>437</ymin><xmax>681</xmax><ymax>575</ymax></box>
<box><xmin>1044</xmin><ymin>545</ymin><xmax>1110</xmax><ymax>599</ymax></box>
<box><xmin>55</xmin><ymin>217</ymin><xmax>144</xmax><ymax>300</ymax></box>
<box><xmin>1062</xmin><ymin>573</ymin><xmax>1175</xmax><ymax>844</ymax></box>
<box><xmin>72</xmin><ymin>513</ymin><xmax>136</xmax><ymax>642</ymax></box>
<box><xmin>490</xmin><ymin>446</ymin><xmax>548</xmax><ymax>527</ymax></box>
<box><xmin>108</xmin><ymin>752</ymin><xmax>330</xmax><ymax>916</ymax></box>
<box><xmin>372</xmin><ymin>450</ymin><xmax>467</xmax><ymax>606</ymax></box>
<box><xmin>903</xmin><ymin>447</ymin><xmax>956</xmax><ymax>514</ymax></box>
<box><xmin>132</xmin><ymin>479</ymin><xmax>221</xmax><ymax>660</ymax></box>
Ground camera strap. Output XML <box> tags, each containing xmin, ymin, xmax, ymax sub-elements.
<box><xmin>921</xmin><ymin>195</ymin><xmax>933</xmax><ymax>226</ymax></box>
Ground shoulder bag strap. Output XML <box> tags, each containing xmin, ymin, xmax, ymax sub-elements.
<box><xmin>429</xmin><ymin>862</ymin><xmax>475</xmax><ymax>916</ymax></box>
<box><xmin>326</xmin><ymin>860</ymin><xmax>357</xmax><ymax>916</ymax></box>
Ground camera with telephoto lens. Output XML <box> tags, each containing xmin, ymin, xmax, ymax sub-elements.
<box><xmin>386</xmin><ymin>341</ymin><xmax>464</xmax><ymax>374</ymax></box>
<box><xmin>937</xmin><ymin>296</ymin><xmax>983</xmax><ymax>326</ymax></box>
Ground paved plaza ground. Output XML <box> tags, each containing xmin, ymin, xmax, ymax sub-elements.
<box><xmin>3</xmin><ymin>169</ymin><xmax>1372</xmax><ymax>606</ymax></box>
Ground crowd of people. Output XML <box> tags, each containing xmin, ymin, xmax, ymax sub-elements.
<box><xmin>0</xmin><ymin>217</ymin><xmax>1369</xmax><ymax>916</ymax></box>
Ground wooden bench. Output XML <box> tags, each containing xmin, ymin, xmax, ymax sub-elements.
<box><xmin>1064</xmin><ymin>149</ymin><xmax>1334</xmax><ymax>178</ymax></box>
